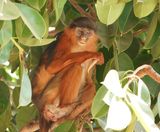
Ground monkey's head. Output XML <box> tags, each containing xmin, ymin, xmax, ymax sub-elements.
<box><xmin>68</xmin><ymin>17</ymin><xmax>98</xmax><ymax>47</ymax></box>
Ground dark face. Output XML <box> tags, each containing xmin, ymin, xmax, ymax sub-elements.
<box><xmin>75</xmin><ymin>27</ymin><xmax>95</xmax><ymax>46</ymax></box>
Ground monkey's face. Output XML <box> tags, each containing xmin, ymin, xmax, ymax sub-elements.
<box><xmin>75</xmin><ymin>27</ymin><xmax>96</xmax><ymax>46</ymax></box>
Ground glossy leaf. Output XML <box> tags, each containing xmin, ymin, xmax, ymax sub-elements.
<box><xmin>127</xmin><ymin>93</ymin><xmax>159</xmax><ymax>131</ymax></box>
<box><xmin>25</xmin><ymin>0</ymin><xmax>46</xmax><ymax>10</ymax></box>
<box><xmin>0</xmin><ymin>0</ymin><xmax>20</xmax><ymax>20</ymax></box>
<box><xmin>18</xmin><ymin>38</ymin><xmax>55</xmax><ymax>47</ymax></box>
<box><xmin>19</xmin><ymin>66</ymin><xmax>32</xmax><ymax>106</ymax></box>
<box><xmin>91</xmin><ymin>86</ymin><xmax>108</xmax><ymax>118</ymax></box>
<box><xmin>101</xmin><ymin>70</ymin><xmax>125</xmax><ymax>97</ymax></box>
<box><xmin>54</xmin><ymin>0</ymin><xmax>67</xmax><ymax>22</ymax></box>
<box><xmin>0</xmin><ymin>41</ymin><xmax>13</xmax><ymax>64</ymax></box>
<box><xmin>16</xmin><ymin>3</ymin><xmax>46</xmax><ymax>39</ymax></box>
<box><xmin>0</xmin><ymin>21</ymin><xmax>12</xmax><ymax>45</ymax></box>
<box><xmin>103</xmin><ymin>91</ymin><xmax>114</xmax><ymax>106</ymax></box>
<box><xmin>133</xmin><ymin>0</ymin><xmax>157</xmax><ymax>18</ymax></box>
<box><xmin>105</xmin><ymin>97</ymin><xmax>131</xmax><ymax>130</ymax></box>
<box><xmin>95</xmin><ymin>1</ymin><xmax>125</xmax><ymax>25</ymax></box>
<box><xmin>116</xmin><ymin>31</ymin><xmax>133</xmax><ymax>53</ymax></box>
<box><xmin>138</xmin><ymin>79</ymin><xmax>151</xmax><ymax>105</ymax></box>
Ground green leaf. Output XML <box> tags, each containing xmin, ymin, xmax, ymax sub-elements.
<box><xmin>16</xmin><ymin>3</ymin><xmax>46</xmax><ymax>39</ymax></box>
<box><xmin>25</xmin><ymin>0</ymin><xmax>47</xmax><ymax>10</ymax></box>
<box><xmin>127</xmin><ymin>93</ymin><xmax>159</xmax><ymax>131</ymax></box>
<box><xmin>16</xmin><ymin>105</ymin><xmax>37</xmax><ymax>130</ymax></box>
<box><xmin>15</xmin><ymin>18</ymin><xmax>33</xmax><ymax>38</ymax></box>
<box><xmin>0</xmin><ymin>81</ymin><xmax>10</xmax><ymax>114</ymax></box>
<box><xmin>119</xmin><ymin>2</ymin><xmax>140</xmax><ymax>32</ymax></box>
<box><xmin>91</xmin><ymin>86</ymin><xmax>108</xmax><ymax>118</ymax></box>
<box><xmin>144</xmin><ymin>13</ymin><xmax>158</xmax><ymax>48</ymax></box>
<box><xmin>151</xmin><ymin>37</ymin><xmax>160</xmax><ymax>59</ymax></box>
<box><xmin>0</xmin><ymin>21</ymin><xmax>12</xmax><ymax>45</ymax></box>
<box><xmin>158</xmin><ymin>92</ymin><xmax>160</xmax><ymax>117</ymax></box>
<box><xmin>106</xmin><ymin>97</ymin><xmax>131</xmax><ymax>131</ymax></box>
<box><xmin>0</xmin><ymin>41</ymin><xmax>13</xmax><ymax>64</ymax></box>
<box><xmin>144</xmin><ymin>22</ymin><xmax>160</xmax><ymax>49</ymax></box>
<box><xmin>55</xmin><ymin>121</ymin><xmax>76</xmax><ymax>132</ymax></box>
<box><xmin>138</xmin><ymin>79</ymin><xmax>151</xmax><ymax>105</ymax></box>
<box><xmin>18</xmin><ymin>37</ymin><xmax>55</xmax><ymax>47</ymax></box>
<box><xmin>95</xmin><ymin>1</ymin><xmax>125</xmax><ymax>25</ymax></box>
<box><xmin>118</xmin><ymin>52</ymin><xmax>134</xmax><ymax>71</ymax></box>
<box><xmin>54</xmin><ymin>0</ymin><xmax>67</xmax><ymax>23</ymax></box>
<box><xmin>0</xmin><ymin>0</ymin><xmax>20</xmax><ymax>20</ymax></box>
<box><xmin>116</xmin><ymin>31</ymin><xmax>133</xmax><ymax>53</ymax></box>
<box><xmin>133</xmin><ymin>0</ymin><xmax>157</xmax><ymax>18</ymax></box>
<box><xmin>19</xmin><ymin>66</ymin><xmax>32</xmax><ymax>106</ymax></box>
<box><xmin>0</xmin><ymin>104</ymin><xmax>11</xmax><ymax>132</ymax></box>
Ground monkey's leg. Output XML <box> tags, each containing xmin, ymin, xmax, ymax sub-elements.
<box><xmin>68</xmin><ymin>81</ymin><xmax>96</xmax><ymax>120</ymax></box>
<box><xmin>42</xmin><ymin>63</ymin><xmax>83</xmax><ymax>122</ymax></box>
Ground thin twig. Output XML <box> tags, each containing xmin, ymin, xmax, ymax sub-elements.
<box><xmin>68</xmin><ymin>0</ymin><xmax>95</xmax><ymax>20</ymax></box>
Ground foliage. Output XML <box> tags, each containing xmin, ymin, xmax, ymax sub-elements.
<box><xmin>0</xmin><ymin>0</ymin><xmax>160</xmax><ymax>131</ymax></box>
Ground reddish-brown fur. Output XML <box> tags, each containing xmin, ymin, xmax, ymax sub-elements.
<box><xmin>32</xmin><ymin>17</ymin><xmax>104</xmax><ymax>132</ymax></box>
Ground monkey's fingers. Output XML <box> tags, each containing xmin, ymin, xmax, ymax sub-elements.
<box><xmin>97</xmin><ymin>52</ymin><xmax>104</xmax><ymax>65</ymax></box>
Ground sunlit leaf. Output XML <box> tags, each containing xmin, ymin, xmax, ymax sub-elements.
<box><xmin>91</xmin><ymin>86</ymin><xmax>108</xmax><ymax>118</ymax></box>
<box><xmin>0</xmin><ymin>0</ymin><xmax>20</xmax><ymax>20</ymax></box>
<box><xmin>19</xmin><ymin>66</ymin><xmax>32</xmax><ymax>106</ymax></box>
<box><xmin>25</xmin><ymin>0</ymin><xmax>47</xmax><ymax>10</ymax></box>
<box><xmin>18</xmin><ymin>37</ymin><xmax>55</xmax><ymax>47</ymax></box>
<box><xmin>103</xmin><ymin>91</ymin><xmax>114</xmax><ymax>106</ymax></box>
<box><xmin>133</xmin><ymin>0</ymin><xmax>157</xmax><ymax>18</ymax></box>
<box><xmin>16</xmin><ymin>3</ymin><xmax>46</xmax><ymax>39</ymax></box>
<box><xmin>127</xmin><ymin>93</ymin><xmax>159</xmax><ymax>131</ymax></box>
<box><xmin>138</xmin><ymin>79</ymin><xmax>151</xmax><ymax>105</ymax></box>
<box><xmin>0</xmin><ymin>21</ymin><xmax>12</xmax><ymax>45</ymax></box>
<box><xmin>0</xmin><ymin>41</ymin><xmax>13</xmax><ymax>64</ymax></box>
<box><xmin>54</xmin><ymin>0</ymin><xmax>67</xmax><ymax>22</ymax></box>
<box><xmin>101</xmin><ymin>70</ymin><xmax>125</xmax><ymax>97</ymax></box>
<box><xmin>95</xmin><ymin>1</ymin><xmax>125</xmax><ymax>25</ymax></box>
<box><xmin>105</xmin><ymin>97</ymin><xmax>131</xmax><ymax>130</ymax></box>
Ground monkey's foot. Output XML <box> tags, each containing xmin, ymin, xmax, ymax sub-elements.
<box><xmin>43</xmin><ymin>104</ymin><xmax>74</xmax><ymax>122</ymax></box>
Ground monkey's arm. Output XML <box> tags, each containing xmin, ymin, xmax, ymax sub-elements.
<box><xmin>46</xmin><ymin>51</ymin><xmax>104</xmax><ymax>74</ymax></box>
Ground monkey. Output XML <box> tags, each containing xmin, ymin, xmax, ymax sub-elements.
<box><xmin>31</xmin><ymin>17</ymin><xmax>104</xmax><ymax>132</ymax></box>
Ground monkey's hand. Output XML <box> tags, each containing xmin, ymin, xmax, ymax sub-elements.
<box><xmin>96</xmin><ymin>52</ymin><xmax>104</xmax><ymax>65</ymax></box>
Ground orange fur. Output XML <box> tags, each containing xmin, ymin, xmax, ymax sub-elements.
<box><xmin>32</xmin><ymin>18</ymin><xmax>104</xmax><ymax>132</ymax></box>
